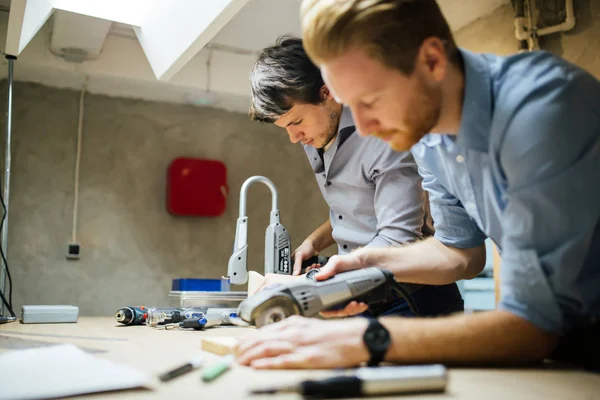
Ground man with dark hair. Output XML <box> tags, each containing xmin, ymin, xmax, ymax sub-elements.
<box><xmin>248</xmin><ymin>36</ymin><xmax>464</xmax><ymax>318</ymax></box>
<box><xmin>235</xmin><ymin>0</ymin><xmax>600</xmax><ymax>369</ymax></box>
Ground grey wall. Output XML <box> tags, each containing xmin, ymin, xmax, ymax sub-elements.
<box><xmin>0</xmin><ymin>83</ymin><xmax>331</xmax><ymax>316</ymax></box>
<box><xmin>1</xmin><ymin>0</ymin><xmax>599</xmax><ymax>317</ymax></box>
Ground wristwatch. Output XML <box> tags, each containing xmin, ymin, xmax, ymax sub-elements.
<box><xmin>363</xmin><ymin>318</ymin><xmax>391</xmax><ymax>366</ymax></box>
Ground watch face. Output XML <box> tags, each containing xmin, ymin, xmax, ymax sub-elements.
<box><xmin>365</xmin><ymin>324</ymin><xmax>391</xmax><ymax>351</ymax></box>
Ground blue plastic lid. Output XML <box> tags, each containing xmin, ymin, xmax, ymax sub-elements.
<box><xmin>171</xmin><ymin>278</ymin><xmax>230</xmax><ymax>292</ymax></box>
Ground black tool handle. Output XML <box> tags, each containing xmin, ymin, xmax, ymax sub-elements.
<box><xmin>299</xmin><ymin>255</ymin><xmax>329</xmax><ymax>274</ymax></box>
<box><xmin>301</xmin><ymin>376</ymin><xmax>362</xmax><ymax>398</ymax></box>
<box><xmin>181</xmin><ymin>317</ymin><xmax>207</xmax><ymax>330</ymax></box>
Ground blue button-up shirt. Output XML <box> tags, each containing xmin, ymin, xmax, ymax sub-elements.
<box><xmin>411</xmin><ymin>49</ymin><xmax>600</xmax><ymax>335</ymax></box>
<box><xmin>304</xmin><ymin>107</ymin><xmax>429</xmax><ymax>255</ymax></box>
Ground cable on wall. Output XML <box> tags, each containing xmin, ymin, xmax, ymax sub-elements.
<box><xmin>67</xmin><ymin>79</ymin><xmax>87</xmax><ymax>260</ymax></box>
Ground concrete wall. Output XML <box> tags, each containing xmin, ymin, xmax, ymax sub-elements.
<box><xmin>0</xmin><ymin>83</ymin><xmax>330</xmax><ymax>316</ymax></box>
<box><xmin>1</xmin><ymin>0</ymin><xmax>598</xmax><ymax>317</ymax></box>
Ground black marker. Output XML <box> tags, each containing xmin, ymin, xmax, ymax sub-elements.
<box><xmin>159</xmin><ymin>355</ymin><xmax>204</xmax><ymax>382</ymax></box>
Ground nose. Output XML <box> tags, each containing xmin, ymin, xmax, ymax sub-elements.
<box><xmin>287</xmin><ymin>126</ymin><xmax>304</xmax><ymax>144</ymax></box>
<box><xmin>352</xmin><ymin>108</ymin><xmax>380</xmax><ymax>137</ymax></box>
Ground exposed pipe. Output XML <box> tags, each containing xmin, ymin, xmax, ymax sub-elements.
<box><xmin>0</xmin><ymin>55</ymin><xmax>15</xmax><ymax>316</ymax></box>
<box><xmin>537</xmin><ymin>0</ymin><xmax>575</xmax><ymax>36</ymax></box>
<box><xmin>514</xmin><ymin>0</ymin><xmax>576</xmax><ymax>46</ymax></box>
<box><xmin>513</xmin><ymin>0</ymin><xmax>529</xmax><ymax>41</ymax></box>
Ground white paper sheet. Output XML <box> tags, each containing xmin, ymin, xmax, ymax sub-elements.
<box><xmin>0</xmin><ymin>343</ymin><xmax>153</xmax><ymax>400</ymax></box>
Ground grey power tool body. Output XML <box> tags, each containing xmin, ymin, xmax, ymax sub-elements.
<box><xmin>237</xmin><ymin>267</ymin><xmax>418</xmax><ymax>327</ymax></box>
<box><xmin>226</xmin><ymin>176</ymin><xmax>292</xmax><ymax>285</ymax></box>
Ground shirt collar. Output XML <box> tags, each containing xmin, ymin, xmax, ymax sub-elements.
<box><xmin>455</xmin><ymin>48</ymin><xmax>494</xmax><ymax>152</ymax></box>
<box><xmin>336</xmin><ymin>105</ymin><xmax>356</xmax><ymax>146</ymax></box>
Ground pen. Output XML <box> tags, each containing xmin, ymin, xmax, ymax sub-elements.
<box><xmin>159</xmin><ymin>355</ymin><xmax>204</xmax><ymax>382</ymax></box>
<box><xmin>201</xmin><ymin>354</ymin><xmax>235</xmax><ymax>382</ymax></box>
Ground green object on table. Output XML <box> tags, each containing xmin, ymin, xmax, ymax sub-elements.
<box><xmin>202</xmin><ymin>354</ymin><xmax>235</xmax><ymax>382</ymax></box>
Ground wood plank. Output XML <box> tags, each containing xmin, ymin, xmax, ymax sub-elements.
<box><xmin>201</xmin><ymin>336</ymin><xmax>239</xmax><ymax>356</ymax></box>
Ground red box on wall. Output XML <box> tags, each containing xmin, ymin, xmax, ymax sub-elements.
<box><xmin>167</xmin><ymin>157</ymin><xmax>228</xmax><ymax>217</ymax></box>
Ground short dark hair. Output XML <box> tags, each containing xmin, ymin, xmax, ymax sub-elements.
<box><xmin>249</xmin><ymin>36</ymin><xmax>325</xmax><ymax>123</ymax></box>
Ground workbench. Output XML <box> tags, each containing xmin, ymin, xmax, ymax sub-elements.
<box><xmin>1</xmin><ymin>317</ymin><xmax>599</xmax><ymax>400</ymax></box>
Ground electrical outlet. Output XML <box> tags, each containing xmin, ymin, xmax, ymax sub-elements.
<box><xmin>66</xmin><ymin>243</ymin><xmax>80</xmax><ymax>260</ymax></box>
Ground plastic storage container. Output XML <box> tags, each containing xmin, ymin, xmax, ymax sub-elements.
<box><xmin>168</xmin><ymin>291</ymin><xmax>247</xmax><ymax>309</ymax></box>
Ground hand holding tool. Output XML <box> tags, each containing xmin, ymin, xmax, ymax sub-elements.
<box><xmin>236</xmin><ymin>267</ymin><xmax>419</xmax><ymax>327</ymax></box>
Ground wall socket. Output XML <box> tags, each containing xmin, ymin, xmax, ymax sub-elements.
<box><xmin>66</xmin><ymin>243</ymin><xmax>81</xmax><ymax>260</ymax></box>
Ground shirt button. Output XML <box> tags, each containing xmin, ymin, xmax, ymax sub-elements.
<box><xmin>343</xmin><ymin>244</ymin><xmax>348</xmax><ymax>249</ymax></box>
<box><xmin>456</xmin><ymin>155</ymin><xmax>465</xmax><ymax>163</ymax></box>
<box><xmin>338</xmin><ymin>215</ymin><xmax>343</xmax><ymax>220</ymax></box>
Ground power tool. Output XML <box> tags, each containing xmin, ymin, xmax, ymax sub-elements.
<box><xmin>114</xmin><ymin>306</ymin><xmax>153</xmax><ymax>325</ymax></box>
<box><xmin>225</xmin><ymin>175</ymin><xmax>330</xmax><ymax>285</ymax></box>
<box><xmin>236</xmin><ymin>267</ymin><xmax>419</xmax><ymax>327</ymax></box>
<box><xmin>226</xmin><ymin>176</ymin><xmax>292</xmax><ymax>285</ymax></box>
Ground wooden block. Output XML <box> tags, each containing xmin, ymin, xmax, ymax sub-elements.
<box><xmin>201</xmin><ymin>337</ymin><xmax>239</xmax><ymax>356</ymax></box>
<box><xmin>247</xmin><ymin>271</ymin><xmax>265</xmax><ymax>296</ymax></box>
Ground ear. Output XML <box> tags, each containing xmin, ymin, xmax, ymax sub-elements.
<box><xmin>415</xmin><ymin>37</ymin><xmax>448</xmax><ymax>83</ymax></box>
<box><xmin>320</xmin><ymin>85</ymin><xmax>333</xmax><ymax>101</ymax></box>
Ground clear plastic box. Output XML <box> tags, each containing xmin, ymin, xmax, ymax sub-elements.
<box><xmin>168</xmin><ymin>291</ymin><xmax>247</xmax><ymax>309</ymax></box>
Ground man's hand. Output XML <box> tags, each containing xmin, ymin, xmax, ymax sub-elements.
<box><xmin>313</xmin><ymin>252</ymin><xmax>369</xmax><ymax>317</ymax></box>
<box><xmin>292</xmin><ymin>240</ymin><xmax>320</xmax><ymax>275</ymax></box>
<box><xmin>236</xmin><ymin>316</ymin><xmax>370</xmax><ymax>369</ymax></box>
<box><xmin>319</xmin><ymin>301</ymin><xmax>369</xmax><ymax>318</ymax></box>
<box><xmin>314</xmin><ymin>252</ymin><xmax>365</xmax><ymax>281</ymax></box>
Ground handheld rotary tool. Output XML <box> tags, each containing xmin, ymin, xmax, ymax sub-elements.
<box><xmin>236</xmin><ymin>267</ymin><xmax>419</xmax><ymax>327</ymax></box>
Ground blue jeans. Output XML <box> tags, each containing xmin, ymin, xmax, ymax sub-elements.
<box><xmin>360</xmin><ymin>282</ymin><xmax>464</xmax><ymax>318</ymax></box>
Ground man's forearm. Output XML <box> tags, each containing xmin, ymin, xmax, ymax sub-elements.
<box><xmin>379</xmin><ymin>310</ymin><xmax>558</xmax><ymax>365</ymax></box>
<box><xmin>355</xmin><ymin>237</ymin><xmax>486</xmax><ymax>284</ymax></box>
<box><xmin>306</xmin><ymin>219</ymin><xmax>335</xmax><ymax>251</ymax></box>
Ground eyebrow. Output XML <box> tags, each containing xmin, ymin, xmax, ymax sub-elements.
<box><xmin>349</xmin><ymin>89</ymin><xmax>381</xmax><ymax>106</ymax></box>
<box><xmin>285</xmin><ymin>118</ymin><xmax>300</xmax><ymax>128</ymax></box>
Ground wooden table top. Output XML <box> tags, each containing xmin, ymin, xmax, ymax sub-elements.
<box><xmin>2</xmin><ymin>317</ymin><xmax>599</xmax><ymax>400</ymax></box>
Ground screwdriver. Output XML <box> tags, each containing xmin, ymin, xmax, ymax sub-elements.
<box><xmin>250</xmin><ymin>365</ymin><xmax>448</xmax><ymax>398</ymax></box>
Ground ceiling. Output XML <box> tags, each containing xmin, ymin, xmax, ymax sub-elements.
<box><xmin>210</xmin><ymin>0</ymin><xmax>510</xmax><ymax>51</ymax></box>
<box><xmin>110</xmin><ymin>0</ymin><xmax>511</xmax><ymax>53</ymax></box>
<box><xmin>0</xmin><ymin>0</ymin><xmax>511</xmax><ymax>112</ymax></box>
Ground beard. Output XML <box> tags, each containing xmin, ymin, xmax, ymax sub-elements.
<box><xmin>373</xmin><ymin>75</ymin><xmax>442</xmax><ymax>152</ymax></box>
<box><xmin>317</xmin><ymin>107</ymin><xmax>341</xmax><ymax>149</ymax></box>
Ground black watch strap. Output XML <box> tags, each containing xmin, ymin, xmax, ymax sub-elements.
<box><xmin>363</xmin><ymin>318</ymin><xmax>391</xmax><ymax>367</ymax></box>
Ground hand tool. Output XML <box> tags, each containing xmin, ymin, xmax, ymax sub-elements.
<box><xmin>236</xmin><ymin>267</ymin><xmax>419</xmax><ymax>327</ymax></box>
<box><xmin>179</xmin><ymin>317</ymin><xmax>208</xmax><ymax>330</ymax></box>
<box><xmin>114</xmin><ymin>306</ymin><xmax>206</xmax><ymax>326</ymax></box>
<box><xmin>158</xmin><ymin>355</ymin><xmax>204</xmax><ymax>382</ymax></box>
<box><xmin>250</xmin><ymin>364</ymin><xmax>448</xmax><ymax>397</ymax></box>
<box><xmin>146</xmin><ymin>307</ymin><xmax>208</xmax><ymax>327</ymax></box>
